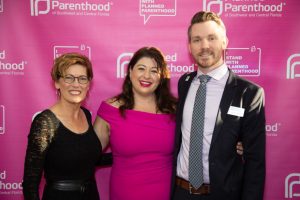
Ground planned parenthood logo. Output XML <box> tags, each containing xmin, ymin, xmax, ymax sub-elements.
<box><xmin>30</xmin><ymin>0</ymin><xmax>50</xmax><ymax>16</ymax></box>
<box><xmin>0</xmin><ymin>105</ymin><xmax>4</xmax><ymax>135</ymax></box>
<box><xmin>285</xmin><ymin>173</ymin><xmax>300</xmax><ymax>198</ymax></box>
<box><xmin>53</xmin><ymin>44</ymin><xmax>91</xmax><ymax>60</ymax></box>
<box><xmin>0</xmin><ymin>0</ymin><xmax>4</xmax><ymax>13</ymax></box>
<box><xmin>203</xmin><ymin>0</ymin><xmax>286</xmax><ymax>18</ymax></box>
<box><xmin>203</xmin><ymin>0</ymin><xmax>223</xmax><ymax>16</ymax></box>
<box><xmin>0</xmin><ymin>50</ymin><xmax>27</xmax><ymax>76</ymax></box>
<box><xmin>0</xmin><ymin>170</ymin><xmax>23</xmax><ymax>194</ymax></box>
<box><xmin>265</xmin><ymin>122</ymin><xmax>281</xmax><ymax>137</ymax></box>
<box><xmin>287</xmin><ymin>53</ymin><xmax>300</xmax><ymax>79</ymax></box>
<box><xmin>117</xmin><ymin>53</ymin><xmax>133</xmax><ymax>78</ymax></box>
<box><xmin>225</xmin><ymin>46</ymin><xmax>261</xmax><ymax>76</ymax></box>
<box><xmin>140</xmin><ymin>0</ymin><xmax>176</xmax><ymax>24</ymax></box>
<box><xmin>30</xmin><ymin>0</ymin><xmax>113</xmax><ymax>17</ymax></box>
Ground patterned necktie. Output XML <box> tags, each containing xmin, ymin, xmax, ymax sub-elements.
<box><xmin>189</xmin><ymin>75</ymin><xmax>211</xmax><ymax>189</ymax></box>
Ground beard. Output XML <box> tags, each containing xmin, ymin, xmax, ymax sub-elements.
<box><xmin>195</xmin><ymin>49</ymin><xmax>223</xmax><ymax>69</ymax></box>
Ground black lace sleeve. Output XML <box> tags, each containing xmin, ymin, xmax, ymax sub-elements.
<box><xmin>22</xmin><ymin>110</ymin><xmax>59</xmax><ymax>200</ymax></box>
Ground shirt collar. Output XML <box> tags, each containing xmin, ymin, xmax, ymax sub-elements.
<box><xmin>196</xmin><ymin>63</ymin><xmax>228</xmax><ymax>81</ymax></box>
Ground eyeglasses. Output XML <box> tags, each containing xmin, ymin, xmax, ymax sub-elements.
<box><xmin>61</xmin><ymin>75</ymin><xmax>89</xmax><ymax>84</ymax></box>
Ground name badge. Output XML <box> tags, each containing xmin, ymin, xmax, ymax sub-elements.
<box><xmin>227</xmin><ymin>106</ymin><xmax>245</xmax><ymax>117</ymax></box>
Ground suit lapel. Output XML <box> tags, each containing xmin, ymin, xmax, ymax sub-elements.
<box><xmin>181</xmin><ymin>72</ymin><xmax>197</xmax><ymax>103</ymax></box>
<box><xmin>210</xmin><ymin>70</ymin><xmax>238</xmax><ymax>147</ymax></box>
<box><xmin>176</xmin><ymin>72</ymin><xmax>197</xmax><ymax>150</ymax></box>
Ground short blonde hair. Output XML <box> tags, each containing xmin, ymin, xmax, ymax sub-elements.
<box><xmin>188</xmin><ymin>11</ymin><xmax>227</xmax><ymax>42</ymax></box>
<box><xmin>51</xmin><ymin>52</ymin><xmax>93</xmax><ymax>81</ymax></box>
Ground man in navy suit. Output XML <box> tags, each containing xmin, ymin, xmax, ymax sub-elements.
<box><xmin>172</xmin><ymin>11</ymin><xmax>266</xmax><ymax>200</ymax></box>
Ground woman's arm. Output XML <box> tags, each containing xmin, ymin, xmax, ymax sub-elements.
<box><xmin>22</xmin><ymin>111</ymin><xmax>58</xmax><ymax>200</ymax></box>
<box><xmin>93</xmin><ymin>116</ymin><xmax>110</xmax><ymax>151</ymax></box>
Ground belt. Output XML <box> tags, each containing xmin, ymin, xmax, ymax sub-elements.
<box><xmin>47</xmin><ymin>179</ymin><xmax>94</xmax><ymax>193</ymax></box>
<box><xmin>176</xmin><ymin>177</ymin><xmax>210</xmax><ymax>195</ymax></box>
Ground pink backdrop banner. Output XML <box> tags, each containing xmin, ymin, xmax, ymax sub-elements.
<box><xmin>1</xmin><ymin>0</ymin><xmax>300</xmax><ymax>199</ymax></box>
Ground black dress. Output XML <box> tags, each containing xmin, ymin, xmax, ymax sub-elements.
<box><xmin>22</xmin><ymin>107</ymin><xmax>102</xmax><ymax>200</ymax></box>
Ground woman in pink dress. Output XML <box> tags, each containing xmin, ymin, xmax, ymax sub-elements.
<box><xmin>94</xmin><ymin>47</ymin><xmax>177</xmax><ymax>200</ymax></box>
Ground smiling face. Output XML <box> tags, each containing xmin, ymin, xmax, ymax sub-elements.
<box><xmin>55</xmin><ymin>64</ymin><xmax>90</xmax><ymax>105</ymax></box>
<box><xmin>189</xmin><ymin>21</ymin><xmax>228</xmax><ymax>73</ymax></box>
<box><xmin>129</xmin><ymin>57</ymin><xmax>161</xmax><ymax>98</ymax></box>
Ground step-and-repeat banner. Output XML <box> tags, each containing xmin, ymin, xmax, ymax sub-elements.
<box><xmin>0</xmin><ymin>0</ymin><xmax>300</xmax><ymax>199</ymax></box>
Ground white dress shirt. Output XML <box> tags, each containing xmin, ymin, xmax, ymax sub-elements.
<box><xmin>176</xmin><ymin>64</ymin><xmax>229</xmax><ymax>183</ymax></box>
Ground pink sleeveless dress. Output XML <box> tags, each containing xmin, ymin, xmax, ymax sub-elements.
<box><xmin>97</xmin><ymin>101</ymin><xmax>175</xmax><ymax>200</ymax></box>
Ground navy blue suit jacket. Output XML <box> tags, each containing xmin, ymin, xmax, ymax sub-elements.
<box><xmin>172</xmin><ymin>70</ymin><xmax>266</xmax><ymax>200</ymax></box>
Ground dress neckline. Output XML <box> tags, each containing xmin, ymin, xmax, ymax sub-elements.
<box><xmin>46</xmin><ymin>108</ymin><xmax>90</xmax><ymax>136</ymax></box>
<box><xmin>102</xmin><ymin>101</ymin><xmax>173</xmax><ymax>118</ymax></box>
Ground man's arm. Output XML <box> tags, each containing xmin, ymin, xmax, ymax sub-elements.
<box><xmin>241</xmin><ymin>86</ymin><xmax>266</xmax><ymax>200</ymax></box>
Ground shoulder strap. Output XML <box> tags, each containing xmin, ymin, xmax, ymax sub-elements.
<box><xmin>81</xmin><ymin>107</ymin><xmax>92</xmax><ymax>125</ymax></box>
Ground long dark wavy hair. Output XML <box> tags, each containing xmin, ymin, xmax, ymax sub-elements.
<box><xmin>115</xmin><ymin>47</ymin><xmax>177</xmax><ymax>116</ymax></box>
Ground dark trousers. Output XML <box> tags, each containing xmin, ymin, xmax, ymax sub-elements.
<box><xmin>172</xmin><ymin>186</ymin><xmax>213</xmax><ymax>200</ymax></box>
